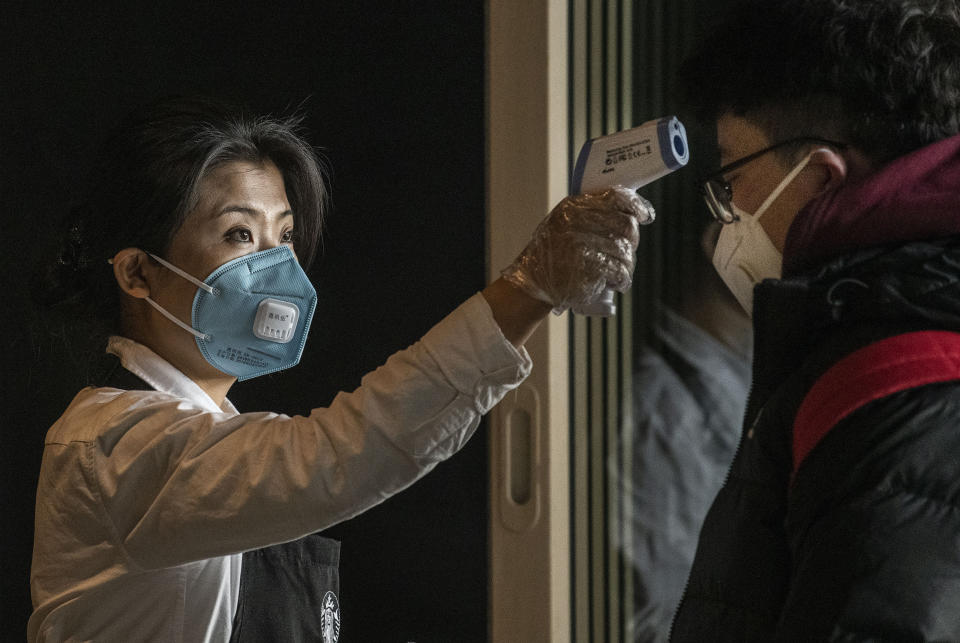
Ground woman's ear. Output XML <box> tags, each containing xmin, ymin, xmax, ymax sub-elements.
<box><xmin>111</xmin><ymin>248</ymin><xmax>151</xmax><ymax>299</ymax></box>
<box><xmin>808</xmin><ymin>147</ymin><xmax>848</xmax><ymax>194</ymax></box>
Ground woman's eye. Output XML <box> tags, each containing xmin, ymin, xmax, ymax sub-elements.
<box><xmin>280</xmin><ymin>229</ymin><xmax>295</xmax><ymax>244</ymax></box>
<box><xmin>227</xmin><ymin>228</ymin><xmax>253</xmax><ymax>243</ymax></box>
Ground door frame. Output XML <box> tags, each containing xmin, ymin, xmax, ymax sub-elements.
<box><xmin>487</xmin><ymin>1</ymin><xmax>572</xmax><ymax>641</ymax></box>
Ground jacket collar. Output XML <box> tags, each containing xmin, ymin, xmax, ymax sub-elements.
<box><xmin>105</xmin><ymin>335</ymin><xmax>238</xmax><ymax>415</ymax></box>
<box><xmin>783</xmin><ymin>133</ymin><xmax>960</xmax><ymax>277</ymax></box>
<box><xmin>750</xmin><ymin>236</ymin><xmax>960</xmax><ymax>408</ymax></box>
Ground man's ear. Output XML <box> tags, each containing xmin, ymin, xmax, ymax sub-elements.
<box><xmin>110</xmin><ymin>248</ymin><xmax>152</xmax><ymax>299</ymax></box>
<box><xmin>808</xmin><ymin>147</ymin><xmax>848</xmax><ymax>194</ymax></box>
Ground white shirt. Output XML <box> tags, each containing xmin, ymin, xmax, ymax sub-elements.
<box><xmin>29</xmin><ymin>293</ymin><xmax>531</xmax><ymax>642</ymax></box>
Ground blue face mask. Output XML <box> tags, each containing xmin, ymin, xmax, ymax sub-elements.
<box><xmin>143</xmin><ymin>245</ymin><xmax>317</xmax><ymax>381</ymax></box>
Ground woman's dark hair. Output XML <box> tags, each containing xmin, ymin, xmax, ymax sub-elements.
<box><xmin>678</xmin><ymin>0</ymin><xmax>960</xmax><ymax>164</ymax></box>
<box><xmin>42</xmin><ymin>95</ymin><xmax>329</xmax><ymax>336</ymax></box>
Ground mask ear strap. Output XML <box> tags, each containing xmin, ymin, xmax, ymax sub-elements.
<box><xmin>143</xmin><ymin>297</ymin><xmax>211</xmax><ymax>341</ymax></box>
<box><xmin>144</xmin><ymin>252</ymin><xmax>213</xmax><ymax>340</ymax></box>
<box><xmin>148</xmin><ymin>253</ymin><xmax>216</xmax><ymax>295</ymax></box>
<box><xmin>753</xmin><ymin>151</ymin><xmax>814</xmax><ymax>220</ymax></box>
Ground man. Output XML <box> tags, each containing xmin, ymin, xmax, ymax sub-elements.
<box><xmin>671</xmin><ymin>0</ymin><xmax>960</xmax><ymax>639</ymax></box>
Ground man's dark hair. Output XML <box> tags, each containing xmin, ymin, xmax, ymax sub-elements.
<box><xmin>41</xmin><ymin>95</ymin><xmax>329</xmax><ymax>336</ymax></box>
<box><xmin>679</xmin><ymin>0</ymin><xmax>960</xmax><ymax>164</ymax></box>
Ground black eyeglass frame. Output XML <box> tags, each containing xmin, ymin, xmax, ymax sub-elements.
<box><xmin>699</xmin><ymin>137</ymin><xmax>848</xmax><ymax>223</ymax></box>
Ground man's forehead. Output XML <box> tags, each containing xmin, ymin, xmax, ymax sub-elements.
<box><xmin>717</xmin><ymin>113</ymin><xmax>771</xmax><ymax>159</ymax></box>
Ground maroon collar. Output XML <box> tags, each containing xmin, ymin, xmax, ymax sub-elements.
<box><xmin>783</xmin><ymin>133</ymin><xmax>960</xmax><ymax>277</ymax></box>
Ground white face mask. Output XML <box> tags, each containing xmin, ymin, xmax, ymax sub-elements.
<box><xmin>712</xmin><ymin>151</ymin><xmax>815</xmax><ymax>315</ymax></box>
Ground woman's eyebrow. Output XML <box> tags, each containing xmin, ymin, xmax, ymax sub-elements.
<box><xmin>215</xmin><ymin>205</ymin><xmax>294</xmax><ymax>219</ymax></box>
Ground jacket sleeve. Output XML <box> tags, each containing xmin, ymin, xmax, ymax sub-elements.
<box><xmin>86</xmin><ymin>293</ymin><xmax>531</xmax><ymax>569</ymax></box>
<box><xmin>779</xmin><ymin>382</ymin><xmax>960</xmax><ymax>641</ymax></box>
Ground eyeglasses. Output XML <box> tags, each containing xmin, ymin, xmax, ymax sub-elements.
<box><xmin>699</xmin><ymin>137</ymin><xmax>847</xmax><ymax>223</ymax></box>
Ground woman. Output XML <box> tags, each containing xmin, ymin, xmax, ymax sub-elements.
<box><xmin>29</xmin><ymin>96</ymin><xmax>651</xmax><ymax>642</ymax></box>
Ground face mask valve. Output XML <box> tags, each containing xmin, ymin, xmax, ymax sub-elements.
<box><xmin>253</xmin><ymin>298</ymin><xmax>300</xmax><ymax>343</ymax></box>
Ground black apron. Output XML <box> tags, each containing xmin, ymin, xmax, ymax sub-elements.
<box><xmin>229</xmin><ymin>534</ymin><xmax>341</xmax><ymax>643</ymax></box>
<box><xmin>101</xmin><ymin>360</ymin><xmax>342</xmax><ymax>643</ymax></box>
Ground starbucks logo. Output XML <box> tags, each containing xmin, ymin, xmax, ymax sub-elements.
<box><xmin>320</xmin><ymin>591</ymin><xmax>341</xmax><ymax>643</ymax></box>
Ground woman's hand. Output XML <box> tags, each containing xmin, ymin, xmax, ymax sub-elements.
<box><xmin>501</xmin><ymin>186</ymin><xmax>653</xmax><ymax>314</ymax></box>
<box><xmin>483</xmin><ymin>187</ymin><xmax>654</xmax><ymax>347</ymax></box>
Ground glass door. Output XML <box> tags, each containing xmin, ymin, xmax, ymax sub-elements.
<box><xmin>489</xmin><ymin>1</ymin><xmax>734</xmax><ymax>641</ymax></box>
<box><xmin>569</xmin><ymin>1</ymin><xmax>749</xmax><ymax>642</ymax></box>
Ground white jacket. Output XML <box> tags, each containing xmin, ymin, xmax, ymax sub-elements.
<box><xmin>29</xmin><ymin>293</ymin><xmax>531</xmax><ymax>642</ymax></box>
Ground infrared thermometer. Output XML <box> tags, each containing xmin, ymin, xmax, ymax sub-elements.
<box><xmin>569</xmin><ymin>115</ymin><xmax>689</xmax><ymax>315</ymax></box>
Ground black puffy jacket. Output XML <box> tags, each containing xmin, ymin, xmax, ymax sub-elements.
<box><xmin>671</xmin><ymin>236</ymin><xmax>960</xmax><ymax>641</ymax></box>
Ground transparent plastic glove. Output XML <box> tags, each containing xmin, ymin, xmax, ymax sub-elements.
<box><xmin>501</xmin><ymin>186</ymin><xmax>654</xmax><ymax>315</ymax></box>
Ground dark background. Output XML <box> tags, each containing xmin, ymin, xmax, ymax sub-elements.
<box><xmin>2</xmin><ymin>3</ymin><xmax>488</xmax><ymax>641</ymax></box>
